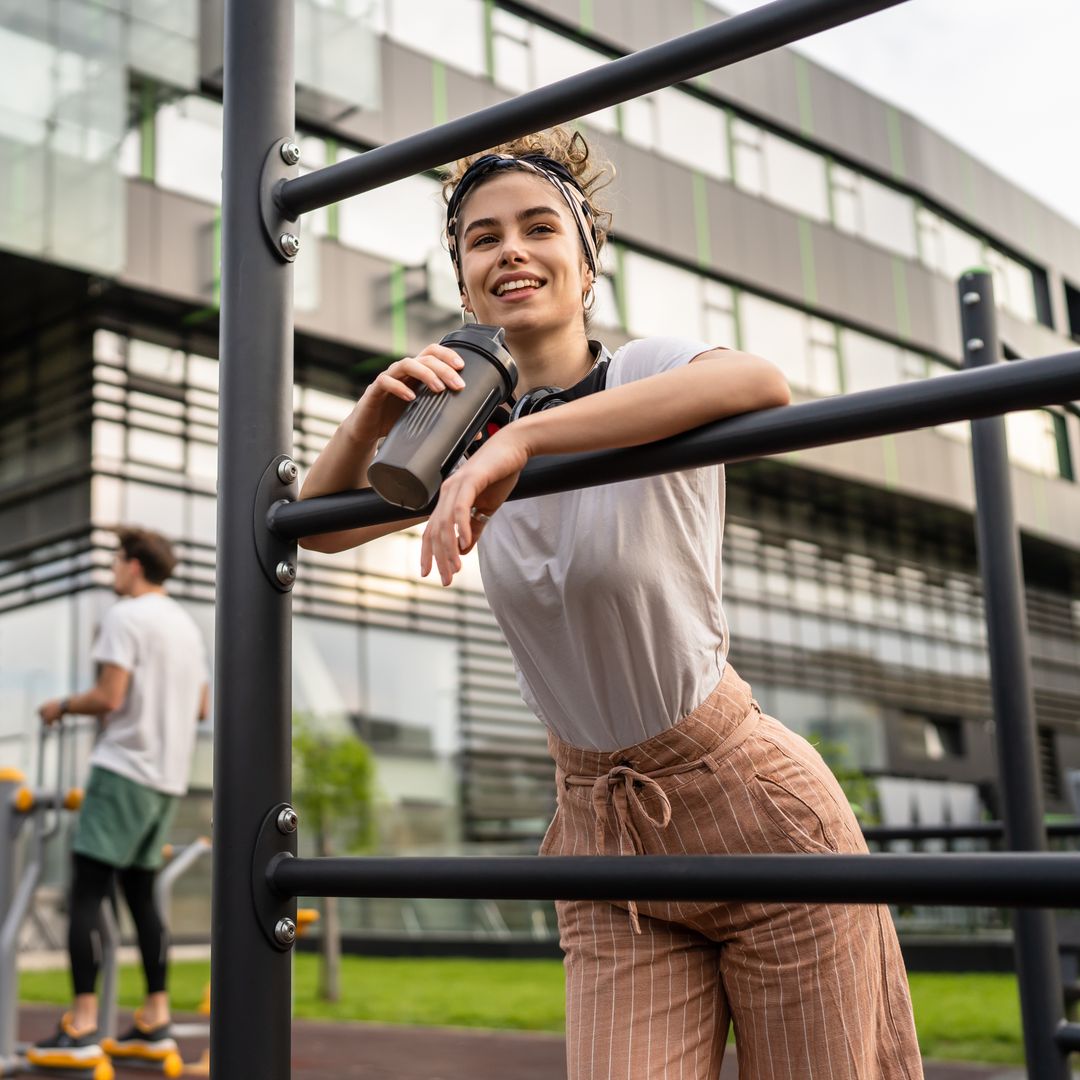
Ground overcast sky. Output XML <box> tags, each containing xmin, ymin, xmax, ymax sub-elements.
<box><xmin>719</xmin><ymin>0</ymin><xmax>1080</xmax><ymax>229</ymax></box>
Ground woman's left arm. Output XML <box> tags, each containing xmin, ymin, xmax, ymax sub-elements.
<box><xmin>421</xmin><ymin>349</ymin><xmax>790</xmax><ymax>584</ymax></box>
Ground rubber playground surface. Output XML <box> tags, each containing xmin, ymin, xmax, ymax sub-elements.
<box><xmin>16</xmin><ymin>1005</ymin><xmax>1039</xmax><ymax>1079</ymax></box>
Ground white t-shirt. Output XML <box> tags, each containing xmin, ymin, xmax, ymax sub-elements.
<box><xmin>90</xmin><ymin>593</ymin><xmax>208</xmax><ymax>796</ymax></box>
<box><xmin>477</xmin><ymin>337</ymin><xmax>729</xmax><ymax>751</ymax></box>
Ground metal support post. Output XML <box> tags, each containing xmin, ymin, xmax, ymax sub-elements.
<box><xmin>960</xmin><ymin>269</ymin><xmax>1072</xmax><ymax>1079</ymax></box>
<box><xmin>213</xmin><ymin>1</ymin><xmax>296</xmax><ymax>1077</ymax></box>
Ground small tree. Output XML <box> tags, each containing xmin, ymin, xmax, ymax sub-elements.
<box><xmin>813</xmin><ymin>737</ymin><xmax>879</xmax><ymax>826</ymax></box>
<box><xmin>292</xmin><ymin>716</ymin><xmax>377</xmax><ymax>1002</ymax></box>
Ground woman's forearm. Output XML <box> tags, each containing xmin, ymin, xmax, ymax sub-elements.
<box><xmin>511</xmin><ymin>350</ymin><xmax>790</xmax><ymax>459</ymax></box>
<box><xmin>298</xmin><ymin>410</ymin><xmax>427</xmax><ymax>553</ymax></box>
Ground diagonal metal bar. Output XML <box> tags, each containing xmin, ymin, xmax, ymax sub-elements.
<box><xmin>277</xmin><ymin>0</ymin><xmax>911</xmax><ymax>218</ymax></box>
<box><xmin>269</xmin><ymin>852</ymin><xmax>1080</xmax><ymax>908</ymax></box>
<box><xmin>270</xmin><ymin>348</ymin><xmax>1080</xmax><ymax>540</ymax></box>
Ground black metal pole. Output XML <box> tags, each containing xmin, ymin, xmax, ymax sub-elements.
<box><xmin>960</xmin><ymin>270</ymin><xmax>1071</xmax><ymax>1078</ymax></box>
<box><xmin>271</xmin><ymin>348</ymin><xmax>1080</xmax><ymax>540</ymax></box>
<box><xmin>276</xmin><ymin>0</ymin><xmax>910</xmax><ymax>217</ymax></box>
<box><xmin>269</xmin><ymin>852</ymin><xmax>1080</xmax><ymax>907</ymax></box>
<box><xmin>213</xmin><ymin>2</ymin><xmax>295</xmax><ymax>1078</ymax></box>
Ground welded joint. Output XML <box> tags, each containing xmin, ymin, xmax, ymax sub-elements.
<box><xmin>260</xmin><ymin>136</ymin><xmax>302</xmax><ymax>262</ymax></box>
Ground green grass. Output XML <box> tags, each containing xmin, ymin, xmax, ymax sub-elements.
<box><xmin>19</xmin><ymin>958</ymin><xmax>1025</xmax><ymax>1063</ymax></box>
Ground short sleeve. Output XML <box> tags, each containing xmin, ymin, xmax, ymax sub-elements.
<box><xmin>607</xmin><ymin>337</ymin><xmax>719</xmax><ymax>388</ymax></box>
<box><xmin>91</xmin><ymin>605</ymin><xmax>139</xmax><ymax>673</ymax></box>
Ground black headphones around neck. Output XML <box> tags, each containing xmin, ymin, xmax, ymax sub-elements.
<box><xmin>465</xmin><ymin>343</ymin><xmax>611</xmax><ymax>459</ymax></box>
<box><xmin>508</xmin><ymin>344</ymin><xmax>611</xmax><ymax>422</ymax></box>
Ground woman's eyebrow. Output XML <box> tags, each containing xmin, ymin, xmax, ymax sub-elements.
<box><xmin>462</xmin><ymin>205</ymin><xmax>561</xmax><ymax>238</ymax></box>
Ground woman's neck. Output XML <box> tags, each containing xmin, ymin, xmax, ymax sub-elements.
<box><xmin>506</xmin><ymin>325</ymin><xmax>596</xmax><ymax>395</ymax></box>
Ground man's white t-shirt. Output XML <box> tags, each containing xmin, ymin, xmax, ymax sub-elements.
<box><xmin>477</xmin><ymin>337</ymin><xmax>729</xmax><ymax>751</ymax></box>
<box><xmin>90</xmin><ymin>593</ymin><xmax>208</xmax><ymax>796</ymax></box>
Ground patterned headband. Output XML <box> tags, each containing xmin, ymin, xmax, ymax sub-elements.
<box><xmin>445</xmin><ymin>153</ymin><xmax>600</xmax><ymax>294</ymax></box>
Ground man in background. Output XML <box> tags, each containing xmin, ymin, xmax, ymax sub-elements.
<box><xmin>30</xmin><ymin>527</ymin><xmax>209</xmax><ymax>1071</ymax></box>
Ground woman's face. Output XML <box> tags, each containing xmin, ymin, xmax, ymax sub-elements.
<box><xmin>456</xmin><ymin>170</ymin><xmax>592</xmax><ymax>338</ymax></box>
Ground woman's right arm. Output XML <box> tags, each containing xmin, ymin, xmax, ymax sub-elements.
<box><xmin>299</xmin><ymin>345</ymin><xmax>466</xmax><ymax>553</ymax></box>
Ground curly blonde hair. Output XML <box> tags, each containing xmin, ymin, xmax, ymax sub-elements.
<box><xmin>441</xmin><ymin>127</ymin><xmax>615</xmax><ymax>258</ymax></box>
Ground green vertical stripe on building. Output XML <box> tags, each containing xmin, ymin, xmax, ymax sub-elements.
<box><xmin>482</xmin><ymin>0</ymin><xmax>495</xmax><ymax>80</ymax></box>
<box><xmin>432</xmin><ymin>61</ymin><xmax>448</xmax><ymax>127</ymax></box>
<box><xmin>891</xmin><ymin>257</ymin><xmax>911</xmax><ymax>338</ymax></box>
<box><xmin>1032</xmin><ymin>475</ymin><xmax>1050</xmax><ymax>530</ymax></box>
<box><xmin>692</xmin><ymin>172</ymin><xmax>712</xmax><ymax>268</ymax></box>
<box><xmin>691</xmin><ymin>0</ymin><xmax>706</xmax><ymax>28</ymax></box>
<box><xmin>885</xmin><ymin>106</ymin><xmax>905</xmax><ymax>180</ymax></box>
<box><xmin>212</xmin><ymin>209</ymin><xmax>222</xmax><ymax>306</ymax></box>
<box><xmin>612</xmin><ymin>243</ymin><xmax>628</xmax><ymax>331</ymax></box>
<box><xmin>798</xmin><ymin>218</ymin><xmax>817</xmax><ymax>306</ymax></box>
<box><xmin>390</xmin><ymin>263</ymin><xmax>408</xmax><ymax>355</ymax></box>
<box><xmin>794</xmin><ymin>55</ymin><xmax>814</xmax><ymax>138</ymax></box>
<box><xmin>140</xmin><ymin>81</ymin><xmax>156</xmax><ymax>182</ymax></box>
<box><xmin>834</xmin><ymin>320</ymin><xmax>847</xmax><ymax>393</ymax></box>
<box><xmin>881</xmin><ymin>435</ymin><xmax>900</xmax><ymax>488</ymax></box>
<box><xmin>579</xmin><ymin>0</ymin><xmax>594</xmax><ymax>34</ymax></box>
<box><xmin>325</xmin><ymin>138</ymin><xmax>339</xmax><ymax>240</ymax></box>
<box><xmin>731</xmin><ymin>287</ymin><xmax>745</xmax><ymax>351</ymax></box>
<box><xmin>1053</xmin><ymin>413</ymin><xmax>1074</xmax><ymax>481</ymax></box>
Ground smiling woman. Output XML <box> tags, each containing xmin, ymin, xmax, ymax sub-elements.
<box><xmin>298</xmin><ymin>126</ymin><xmax>923</xmax><ymax>1080</ymax></box>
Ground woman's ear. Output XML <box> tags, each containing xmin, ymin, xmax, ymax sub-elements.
<box><xmin>460</xmin><ymin>290</ymin><xmax>472</xmax><ymax>314</ymax></box>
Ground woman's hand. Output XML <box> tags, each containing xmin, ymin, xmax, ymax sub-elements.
<box><xmin>421</xmin><ymin>427</ymin><xmax>530</xmax><ymax>586</ymax></box>
<box><xmin>350</xmin><ymin>343</ymin><xmax>466</xmax><ymax>441</ymax></box>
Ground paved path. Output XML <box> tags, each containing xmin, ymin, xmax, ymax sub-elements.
<box><xmin>16</xmin><ymin>1005</ymin><xmax>1055</xmax><ymax>1078</ymax></box>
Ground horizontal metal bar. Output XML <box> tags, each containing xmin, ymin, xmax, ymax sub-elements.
<box><xmin>277</xmin><ymin>0</ymin><xmax>909</xmax><ymax>218</ymax></box>
<box><xmin>272</xmin><ymin>347</ymin><xmax>1080</xmax><ymax>540</ymax></box>
<box><xmin>1055</xmin><ymin>1022</ymin><xmax>1080</xmax><ymax>1053</ymax></box>
<box><xmin>269</xmin><ymin>852</ymin><xmax>1080</xmax><ymax>908</ymax></box>
<box><xmin>863</xmin><ymin>821</ymin><xmax>1080</xmax><ymax>843</ymax></box>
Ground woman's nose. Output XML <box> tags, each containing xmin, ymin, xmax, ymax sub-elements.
<box><xmin>499</xmin><ymin>236</ymin><xmax>527</xmax><ymax>264</ymax></box>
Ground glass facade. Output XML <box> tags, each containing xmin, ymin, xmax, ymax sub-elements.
<box><xmin>3</xmin><ymin>0</ymin><xmax>1080</xmax><ymax>950</ymax></box>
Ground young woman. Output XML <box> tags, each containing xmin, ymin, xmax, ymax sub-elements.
<box><xmin>302</xmin><ymin>128</ymin><xmax>922</xmax><ymax>1080</ymax></box>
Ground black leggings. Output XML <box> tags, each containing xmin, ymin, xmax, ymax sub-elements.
<box><xmin>69</xmin><ymin>854</ymin><xmax>168</xmax><ymax>997</ymax></box>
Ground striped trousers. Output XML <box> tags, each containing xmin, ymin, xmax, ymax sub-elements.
<box><xmin>543</xmin><ymin>664</ymin><xmax>923</xmax><ymax>1080</ymax></box>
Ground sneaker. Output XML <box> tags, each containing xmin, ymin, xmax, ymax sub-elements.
<box><xmin>25</xmin><ymin>1013</ymin><xmax>108</xmax><ymax>1070</ymax></box>
<box><xmin>101</xmin><ymin>1009</ymin><xmax>178</xmax><ymax>1062</ymax></box>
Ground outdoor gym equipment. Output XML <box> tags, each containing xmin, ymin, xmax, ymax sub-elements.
<box><xmin>0</xmin><ymin>724</ymin><xmax>110</xmax><ymax>1080</ymax></box>
<box><xmin>214</xmin><ymin>0</ymin><xmax>1080</xmax><ymax>1076</ymax></box>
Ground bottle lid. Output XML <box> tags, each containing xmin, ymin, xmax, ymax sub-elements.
<box><xmin>439</xmin><ymin>324</ymin><xmax>518</xmax><ymax>398</ymax></box>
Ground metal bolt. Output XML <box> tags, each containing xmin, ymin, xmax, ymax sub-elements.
<box><xmin>965</xmin><ymin>337</ymin><xmax>985</xmax><ymax>352</ymax></box>
<box><xmin>962</xmin><ymin>291</ymin><xmax>981</xmax><ymax>306</ymax></box>
<box><xmin>279</xmin><ymin>140</ymin><xmax>301</xmax><ymax>166</ymax></box>
<box><xmin>279</xmin><ymin>233</ymin><xmax>300</xmax><ymax>258</ymax></box>
<box><xmin>277</xmin><ymin>806</ymin><xmax>298</xmax><ymax>834</ymax></box>
<box><xmin>277</xmin><ymin>458</ymin><xmax>299</xmax><ymax>484</ymax></box>
<box><xmin>274</xmin><ymin>917</ymin><xmax>297</xmax><ymax>946</ymax></box>
<box><xmin>275</xmin><ymin>560</ymin><xmax>297</xmax><ymax>586</ymax></box>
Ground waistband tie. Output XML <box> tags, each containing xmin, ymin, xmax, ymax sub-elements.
<box><xmin>567</xmin><ymin>764</ymin><xmax>678</xmax><ymax>933</ymax></box>
<box><xmin>561</xmin><ymin>699</ymin><xmax>763</xmax><ymax>934</ymax></box>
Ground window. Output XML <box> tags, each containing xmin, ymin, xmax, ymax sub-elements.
<box><xmin>985</xmin><ymin>247</ymin><xmax>1037</xmax><ymax>323</ymax></box>
<box><xmin>899</xmin><ymin>712</ymin><xmax>965</xmax><ymax>762</ymax></box>
<box><xmin>653</xmin><ymin>89</ymin><xmax>728</xmax><ymax>180</ymax></box>
<box><xmin>1006</xmin><ymin>409</ymin><xmax>1063</xmax><ymax>477</ymax></box>
<box><xmin>917</xmin><ymin>206</ymin><xmax>983</xmax><ymax>281</ymax></box>
<box><xmin>840</xmin><ymin>329</ymin><xmax>905</xmax><ymax>393</ymax></box>
<box><xmin>1065</xmin><ymin>280</ymin><xmax>1080</xmax><ymax>343</ymax></box>
<box><xmin>530</xmin><ymin>28</ymin><xmax>616</xmax><ymax>133</ymax></box>
<box><xmin>336</xmin><ymin>166</ymin><xmax>443</xmax><ymax>264</ymax></box>
<box><xmin>741</xmin><ymin>294</ymin><xmax>840</xmax><ymax>396</ymax></box>
<box><xmin>760</xmin><ymin>131</ymin><xmax>828</xmax><ymax>222</ymax></box>
<box><xmin>385</xmin><ymin>0</ymin><xmax>485</xmax><ymax>76</ymax></box>
<box><xmin>156</xmin><ymin>96</ymin><xmax>224</xmax><ymax>205</ymax></box>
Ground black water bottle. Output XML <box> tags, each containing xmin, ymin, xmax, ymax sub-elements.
<box><xmin>367</xmin><ymin>325</ymin><xmax>518</xmax><ymax>511</ymax></box>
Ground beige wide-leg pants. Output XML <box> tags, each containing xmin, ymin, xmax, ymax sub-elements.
<box><xmin>543</xmin><ymin>664</ymin><xmax>923</xmax><ymax>1080</ymax></box>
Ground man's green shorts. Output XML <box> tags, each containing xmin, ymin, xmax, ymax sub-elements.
<box><xmin>72</xmin><ymin>766</ymin><xmax>178</xmax><ymax>870</ymax></box>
